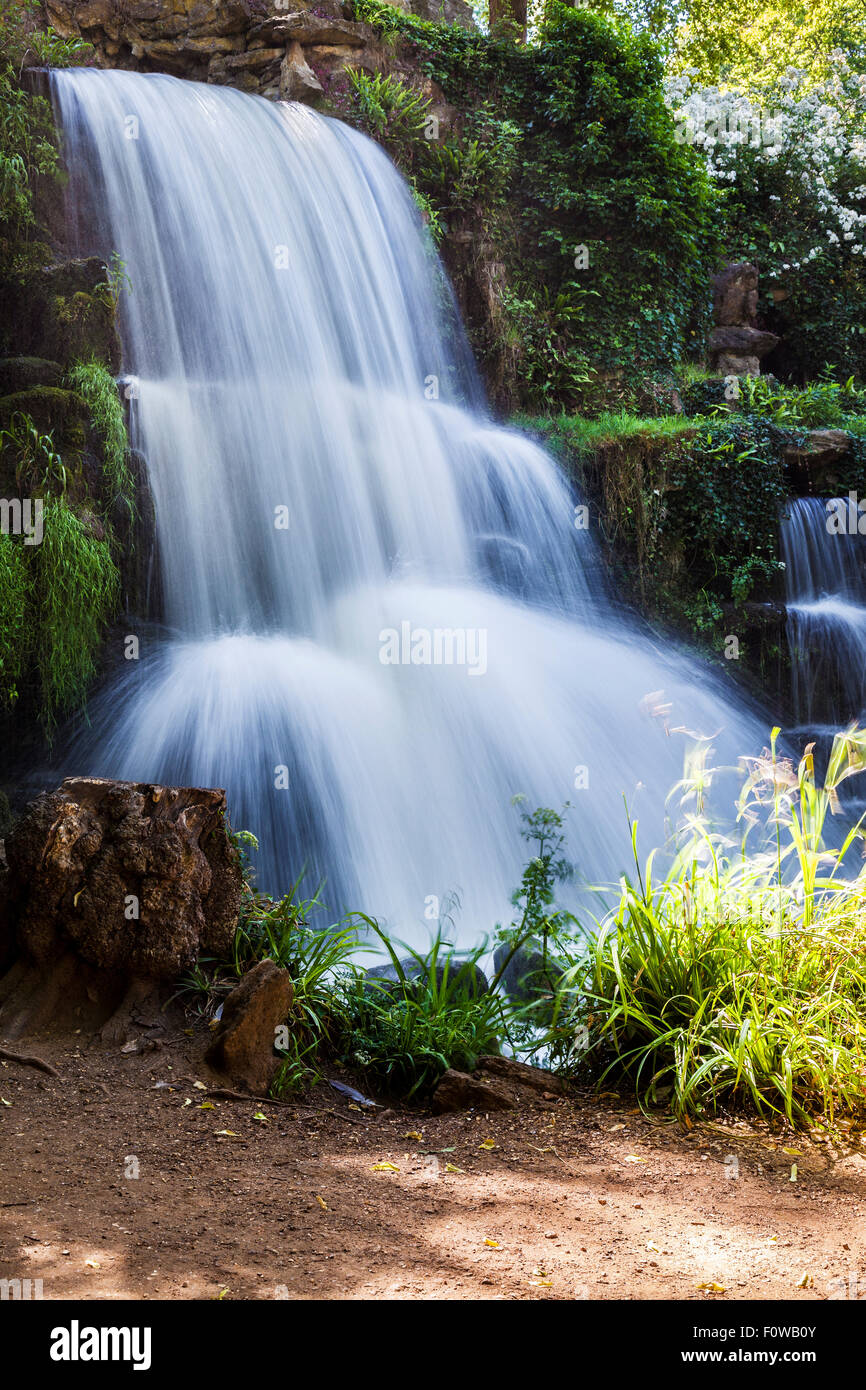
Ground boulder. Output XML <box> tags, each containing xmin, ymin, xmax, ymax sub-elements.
<box><xmin>430</xmin><ymin>1054</ymin><xmax>566</xmax><ymax>1112</ymax></box>
<box><xmin>0</xmin><ymin>778</ymin><xmax>242</xmax><ymax>1040</ymax></box>
<box><xmin>709</xmin><ymin>326</ymin><xmax>779</xmax><ymax>361</ymax></box>
<box><xmin>715</xmin><ymin>353</ymin><xmax>760</xmax><ymax>378</ymax></box>
<box><xmin>280</xmin><ymin>42</ymin><xmax>324</xmax><ymax>101</ymax></box>
<box><xmin>363</xmin><ymin>955</ymin><xmax>489</xmax><ymax>999</ymax></box>
<box><xmin>431</xmin><ymin>1068</ymin><xmax>514</xmax><ymax>1113</ymax></box>
<box><xmin>476</xmin><ymin>1053</ymin><xmax>567</xmax><ymax>1096</ymax></box>
<box><xmin>0</xmin><ymin>358</ymin><xmax>63</xmax><ymax>394</ymax></box>
<box><xmin>205</xmin><ymin>958</ymin><xmax>294</xmax><ymax>1095</ymax></box>
<box><xmin>782</xmin><ymin>429</ymin><xmax>851</xmax><ymax>467</ymax></box>
<box><xmin>493</xmin><ymin>940</ymin><xmax>565</xmax><ymax>1003</ymax></box>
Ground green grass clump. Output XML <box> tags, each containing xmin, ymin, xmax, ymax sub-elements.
<box><xmin>66</xmin><ymin>360</ymin><xmax>134</xmax><ymax>515</ymax></box>
<box><xmin>571</xmin><ymin>728</ymin><xmax>866</xmax><ymax>1127</ymax></box>
<box><xmin>0</xmin><ymin>529</ymin><xmax>31</xmax><ymax>706</ymax></box>
<box><xmin>34</xmin><ymin>496</ymin><xmax>119</xmax><ymax>729</ymax></box>
<box><xmin>520</xmin><ymin>410</ymin><xmax>696</xmax><ymax>457</ymax></box>
<box><xmin>336</xmin><ymin>924</ymin><xmax>512</xmax><ymax>1099</ymax></box>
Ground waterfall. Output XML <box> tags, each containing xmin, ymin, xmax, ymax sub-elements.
<box><xmin>50</xmin><ymin>69</ymin><xmax>760</xmax><ymax>942</ymax></box>
<box><xmin>781</xmin><ymin>496</ymin><xmax>866</xmax><ymax>729</ymax></box>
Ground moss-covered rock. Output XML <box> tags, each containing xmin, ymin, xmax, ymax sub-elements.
<box><xmin>0</xmin><ymin>385</ymin><xmax>88</xmax><ymax>438</ymax></box>
<box><xmin>0</xmin><ymin>357</ymin><xmax>63</xmax><ymax>394</ymax></box>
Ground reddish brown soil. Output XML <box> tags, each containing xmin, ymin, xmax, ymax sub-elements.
<box><xmin>1</xmin><ymin>1023</ymin><xmax>865</xmax><ymax>1301</ymax></box>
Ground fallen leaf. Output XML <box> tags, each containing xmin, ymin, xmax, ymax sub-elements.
<box><xmin>0</xmin><ymin>1098</ymin><xmax>11</xmax><ymax>1107</ymax></box>
<box><xmin>316</xmin><ymin>1194</ymin><xmax>327</xmax><ymax>1210</ymax></box>
<box><xmin>483</xmin><ymin>1238</ymin><xmax>500</xmax><ymax>1248</ymax></box>
<box><xmin>199</xmin><ymin>1102</ymin><xmax>215</xmax><ymax>1111</ymax></box>
<box><xmin>252</xmin><ymin>1112</ymin><xmax>269</xmax><ymax>1123</ymax></box>
<box><xmin>529</xmin><ymin>1280</ymin><xmax>553</xmax><ymax>1287</ymax></box>
<box><xmin>193</xmin><ymin>1081</ymin><xmax>207</xmax><ymax>1091</ymax></box>
<box><xmin>624</xmin><ymin>1155</ymin><xmax>648</xmax><ymax>1164</ymax></box>
<box><xmin>646</xmin><ymin>1241</ymin><xmax>661</xmax><ymax>1253</ymax></box>
<box><xmin>214</xmin><ymin>1129</ymin><xmax>239</xmax><ymax>1138</ymax></box>
<box><xmin>696</xmin><ymin>1281</ymin><xmax>726</xmax><ymax>1293</ymax></box>
<box><xmin>84</xmin><ymin>1260</ymin><xmax>100</xmax><ymax>1269</ymax></box>
<box><xmin>444</xmin><ymin>1163</ymin><xmax>463</xmax><ymax>1173</ymax></box>
<box><xmin>782</xmin><ymin>1148</ymin><xmax>802</xmax><ymax>1156</ymax></box>
<box><xmin>348</xmin><ymin>1103</ymin><xmax>362</xmax><ymax>1112</ymax></box>
<box><xmin>479</xmin><ymin>1139</ymin><xmax>496</xmax><ymax>1150</ymax></box>
<box><xmin>609</xmin><ymin>1123</ymin><xmax>626</xmax><ymax>1132</ymax></box>
<box><xmin>796</xmin><ymin>1272</ymin><xmax>813</xmax><ymax>1289</ymax></box>
<box><xmin>404</xmin><ymin>1131</ymin><xmax>423</xmax><ymax>1141</ymax></box>
<box><xmin>371</xmin><ymin>1162</ymin><xmax>399</xmax><ymax>1172</ymax></box>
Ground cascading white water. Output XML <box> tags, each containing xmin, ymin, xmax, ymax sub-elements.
<box><xmin>51</xmin><ymin>69</ymin><xmax>761</xmax><ymax>941</ymax></box>
<box><xmin>781</xmin><ymin>496</ymin><xmax>866</xmax><ymax>728</ymax></box>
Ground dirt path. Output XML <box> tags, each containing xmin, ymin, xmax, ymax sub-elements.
<box><xmin>1</xmin><ymin>1027</ymin><xmax>864</xmax><ymax>1301</ymax></box>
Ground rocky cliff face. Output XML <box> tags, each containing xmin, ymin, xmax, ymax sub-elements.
<box><xmin>44</xmin><ymin>0</ymin><xmax>475</xmax><ymax>101</ymax></box>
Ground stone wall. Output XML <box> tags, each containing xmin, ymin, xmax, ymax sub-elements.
<box><xmin>43</xmin><ymin>0</ymin><xmax>475</xmax><ymax>102</ymax></box>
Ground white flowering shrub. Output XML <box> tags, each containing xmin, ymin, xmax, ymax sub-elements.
<box><xmin>664</xmin><ymin>51</ymin><xmax>866</xmax><ymax>380</ymax></box>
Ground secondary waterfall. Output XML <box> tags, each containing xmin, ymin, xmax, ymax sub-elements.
<box><xmin>51</xmin><ymin>69</ymin><xmax>760</xmax><ymax>942</ymax></box>
<box><xmin>782</xmin><ymin>496</ymin><xmax>866</xmax><ymax>729</ymax></box>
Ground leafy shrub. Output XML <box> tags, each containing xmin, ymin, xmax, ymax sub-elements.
<box><xmin>572</xmin><ymin>728</ymin><xmax>866</xmax><ymax>1126</ymax></box>
<box><xmin>665</xmin><ymin>54</ymin><xmax>866</xmax><ymax>383</ymax></box>
<box><xmin>345</xmin><ymin>0</ymin><xmax>721</xmax><ymax>409</ymax></box>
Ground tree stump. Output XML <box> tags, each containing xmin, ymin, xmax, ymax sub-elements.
<box><xmin>0</xmin><ymin>778</ymin><xmax>242</xmax><ymax>1042</ymax></box>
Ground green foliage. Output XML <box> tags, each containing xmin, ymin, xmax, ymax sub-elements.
<box><xmin>337</xmin><ymin>922</ymin><xmax>511</xmax><ymax>1098</ymax></box>
<box><xmin>662</xmin><ymin>415</ymin><xmax>789</xmax><ymax>607</ymax></box>
<box><xmin>345</xmin><ymin>0</ymin><xmax>721</xmax><ymax>409</ymax></box>
<box><xmin>66</xmin><ymin>359</ymin><xmax>134</xmax><ymax>514</ymax></box>
<box><xmin>572</xmin><ymin>728</ymin><xmax>866</xmax><ymax>1126</ymax></box>
<box><xmin>0</xmin><ymin>529</ymin><xmax>30</xmax><ymax>706</ymax></box>
<box><xmin>0</xmin><ymin>409</ymin><xmax>66</xmax><ymax>492</ymax></box>
<box><xmin>737</xmin><ymin>372</ymin><xmax>866</xmax><ymax>429</ymax></box>
<box><xmin>179</xmin><ymin>869</ymin><xmax>359</xmax><ymax>1095</ymax></box>
<box><xmin>33</xmin><ymin>496</ymin><xmax>119</xmax><ymax>730</ymax></box>
<box><xmin>0</xmin><ymin>2</ymin><xmax>90</xmax><ymax>281</ymax></box>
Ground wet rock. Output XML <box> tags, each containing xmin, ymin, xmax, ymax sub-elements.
<box><xmin>205</xmin><ymin>958</ymin><xmax>294</xmax><ymax>1095</ymax></box>
<box><xmin>431</xmin><ymin>1068</ymin><xmax>514</xmax><ymax>1113</ymax></box>
<box><xmin>0</xmin><ymin>778</ymin><xmax>242</xmax><ymax>1039</ymax></box>
<box><xmin>39</xmin><ymin>259</ymin><xmax>122</xmax><ymax>371</ymax></box>
<box><xmin>493</xmin><ymin>940</ymin><xmax>565</xmax><ymax>1003</ymax></box>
